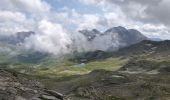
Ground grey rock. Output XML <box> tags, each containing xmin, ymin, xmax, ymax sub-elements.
<box><xmin>40</xmin><ymin>95</ymin><xmax>60</xmax><ymax>100</ymax></box>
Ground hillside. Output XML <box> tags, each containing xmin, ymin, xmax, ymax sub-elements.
<box><xmin>1</xmin><ymin>40</ymin><xmax>170</xmax><ymax>100</ymax></box>
<box><xmin>41</xmin><ymin>40</ymin><xmax>170</xmax><ymax>100</ymax></box>
<box><xmin>0</xmin><ymin>68</ymin><xmax>64</xmax><ymax>100</ymax></box>
<box><xmin>113</xmin><ymin>40</ymin><xmax>170</xmax><ymax>58</ymax></box>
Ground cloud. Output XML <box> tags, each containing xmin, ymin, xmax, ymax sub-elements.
<box><xmin>11</xmin><ymin>0</ymin><xmax>51</xmax><ymax>13</ymax></box>
<box><xmin>24</xmin><ymin>20</ymin><xmax>72</xmax><ymax>55</ymax></box>
<box><xmin>0</xmin><ymin>10</ymin><xmax>34</xmax><ymax>36</ymax></box>
<box><xmin>76</xmin><ymin>14</ymin><xmax>102</xmax><ymax>30</ymax></box>
<box><xmin>79</xmin><ymin>0</ymin><xmax>102</xmax><ymax>5</ymax></box>
<box><xmin>138</xmin><ymin>24</ymin><xmax>170</xmax><ymax>40</ymax></box>
<box><xmin>0</xmin><ymin>0</ymin><xmax>16</xmax><ymax>11</ymax></box>
<box><xmin>103</xmin><ymin>0</ymin><xmax>170</xmax><ymax>26</ymax></box>
<box><xmin>53</xmin><ymin>8</ymin><xmax>106</xmax><ymax>31</ymax></box>
<box><xmin>0</xmin><ymin>10</ymin><xmax>26</xmax><ymax>22</ymax></box>
<box><xmin>0</xmin><ymin>0</ymin><xmax>52</xmax><ymax>36</ymax></box>
<box><xmin>0</xmin><ymin>0</ymin><xmax>170</xmax><ymax>55</ymax></box>
<box><xmin>145</xmin><ymin>0</ymin><xmax>170</xmax><ymax>25</ymax></box>
<box><xmin>79</xmin><ymin>0</ymin><xmax>170</xmax><ymax>39</ymax></box>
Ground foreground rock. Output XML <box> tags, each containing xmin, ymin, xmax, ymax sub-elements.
<box><xmin>0</xmin><ymin>68</ymin><xmax>64</xmax><ymax>100</ymax></box>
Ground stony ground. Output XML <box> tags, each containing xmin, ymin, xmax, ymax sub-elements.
<box><xmin>61</xmin><ymin>70</ymin><xmax>170</xmax><ymax>100</ymax></box>
<box><xmin>1</xmin><ymin>65</ymin><xmax>170</xmax><ymax>100</ymax></box>
<box><xmin>0</xmin><ymin>68</ymin><xmax>64</xmax><ymax>100</ymax></box>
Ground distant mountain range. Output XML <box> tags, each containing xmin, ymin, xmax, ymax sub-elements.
<box><xmin>149</xmin><ymin>37</ymin><xmax>162</xmax><ymax>41</ymax></box>
<box><xmin>0</xmin><ymin>26</ymin><xmax>148</xmax><ymax>54</ymax></box>
<box><xmin>0</xmin><ymin>31</ymin><xmax>34</xmax><ymax>45</ymax></box>
<box><xmin>0</xmin><ymin>26</ymin><xmax>149</xmax><ymax>64</ymax></box>
<box><xmin>79</xmin><ymin>26</ymin><xmax>148</xmax><ymax>51</ymax></box>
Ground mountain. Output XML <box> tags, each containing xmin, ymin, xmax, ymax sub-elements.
<box><xmin>113</xmin><ymin>40</ymin><xmax>170</xmax><ymax>59</ymax></box>
<box><xmin>0</xmin><ymin>26</ymin><xmax>148</xmax><ymax>64</ymax></box>
<box><xmin>79</xmin><ymin>26</ymin><xmax>147</xmax><ymax>51</ymax></box>
<box><xmin>0</xmin><ymin>26</ymin><xmax>147</xmax><ymax>60</ymax></box>
<box><xmin>79</xmin><ymin>29</ymin><xmax>101</xmax><ymax>41</ymax></box>
<box><xmin>149</xmin><ymin>37</ymin><xmax>162</xmax><ymax>41</ymax></box>
<box><xmin>104</xmin><ymin>26</ymin><xmax>147</xmax><ymax>46</ymax></box>
<box><xmin>112</xmin><ymin>40</ymin><xmax>170</xmax><ymax>73</ymax></box>
<box><xmin>0</xmin><ymin>31</ymin><xmax>35</xmax><ymax>45</ymax></box>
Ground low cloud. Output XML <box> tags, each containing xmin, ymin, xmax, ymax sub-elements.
<box><xmin>24</xmin><ymin>20</ymin><xmax>72</xmax><ymax>55</ymax></box>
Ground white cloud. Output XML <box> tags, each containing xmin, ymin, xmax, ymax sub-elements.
<box><xmin>77</xmin><ymin>14</ymin><xmax>101</xmax><ymax>30</ymax></box>
<box><xmin>53</xmin><ymin>8</ymin><xmax>105</xmax><ymax>31</ymax></box>
<box><xmin>11</xmin><ymin>0</ymin><xmax>51</xmax><ymax>13</ymax></box>
<box><xmin>0</xmin><ymin>10</ymin><xmax>34</xmax><ymax>36</ymax></box>
<box><xmin>79</xmin><ymin>0</ymin><xmax>170</xmax><ymax>40</ymax></box>
<box><xmin>24</xmin><ymin>20</ymin><xmax>72</xmax><ymax>55</ymax></box>
<box><xmin>0</xmin><ymin>0</ymin><xmax>52</xmax><ymax>36</ymax></box>
<box><xmin>139</xmin><ymin>24</ymin><xmax>170</xmax><ymax>39</ymax></box>
<box><xmin>0</xmin><ymin>0</ymin><xmax>170</xmax><ymax>55</ymax></box>
<box><xmin>0</xmin><ymin>0</ymin><xmax>16</xmax><ymax>11</ymax></box>
<box><xmin>79</xmin><ymin>0</ymin><xmax>102</xmax><ymax>5</ymax></box>
<box><xmin>0</xmin><ymin>10</ymin><xmax>26</xmax><ymax>22</ymax></box>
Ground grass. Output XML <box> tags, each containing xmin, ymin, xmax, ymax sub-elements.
<box><xmin>33</xmin><ymin>57</ymin><xmax>127</xmax><ymax>79</ymax></box>
<box><xmin>0</xmin><ymin>44</ymin><xmax>127</xmax><ymax>80</ymax></box>
<box><xmin>0</xmin><ymin>54</ymin><xmax>127</xmax><ymax>80</ymax></box>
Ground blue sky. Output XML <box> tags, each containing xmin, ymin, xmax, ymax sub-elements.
<box><xmin>45</xmin><ymin>0</ymin><xmax>102</xmax><ymax>14</ymax></box>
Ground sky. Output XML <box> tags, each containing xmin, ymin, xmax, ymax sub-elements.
<box><xmin>0</xmin><ymin>0</ymin><xmax>170</xmax><ymax>39</ymax></box>
<box><xmin>0</xmin><ymin>0</ymin><xmax>170</xmax><ymax>55</ymax></box>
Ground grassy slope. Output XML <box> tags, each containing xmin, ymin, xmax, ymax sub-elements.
<box><xmin>33</xmin><ymin>57</ymin><xmax>127</xmax><ymax>79</ymax></box>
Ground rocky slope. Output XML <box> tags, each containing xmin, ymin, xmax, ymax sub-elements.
<box><xmin>42</xmin><ymin>69</ymin><xmax>170</xmax><ymax>100</ymax></box>
<box><xmin>0</xmin><ymin>68</ymin><xmax>64</xmax><ymax>100</ymax></box>
<box><xmin>113</xmin><ymin>40</ymin><xmax>170</xmax><ymax>59</ymax></box>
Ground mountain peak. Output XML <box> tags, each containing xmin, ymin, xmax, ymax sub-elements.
<box><xmin>114</xmin><ymin>26</ymin><xmax>126</xmax><ymax>30</ymax></box>
<box><xmin>0</xmin><ymin>31</ymin><xmax>35</xmax><ymax>45</ymax></box>
<box><xmin>79</xmin><ymin>29</ymin><xmax>101</xmax><ymax>41</ymax></box>
<box><xmin>78</xmin><ymin>26</ymin><xmax>147</xmax><ymax>52</ymax></box>
<box><xmin>105</xmin><ymin>26</ymin><xmax>127</xmax><ymax>33</ymax></box>
<box><xmin>79</xmin><ymin>29</ymin><xmax>100</xmax><ymax>33</ymax></box>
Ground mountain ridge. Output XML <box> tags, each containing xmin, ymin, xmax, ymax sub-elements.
<box><xmin>79</xmin><ymin>26</ymin><xmax>147</xmax><ymax>51</ymax></box>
